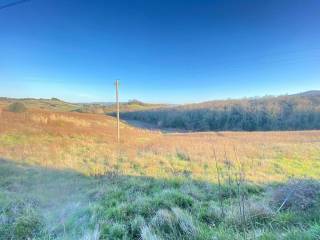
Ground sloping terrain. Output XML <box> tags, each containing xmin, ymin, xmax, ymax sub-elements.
<box><xmin>1</xmin><ymin>107</ymin><xmax>320</xmax><ymax>182</ymax></box>
<box><xmin>0</xmin><ymin>97</ymin><xmax>166</xmax><ymax>115</ymax></box>
<box><xmin>0</xmin><ymin>97</ymin><xmax>80</xmax><ymax>112</ymax></box>
<box><xmin>0</xmin><ymin>103</ymin><xmax>320</xmax><ymax>239</ymax></box>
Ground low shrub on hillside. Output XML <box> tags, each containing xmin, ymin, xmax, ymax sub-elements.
<box><xmin>6</xmin><ymin>102</ymin><xmax>27</xmax><ymax>113</ymax></box>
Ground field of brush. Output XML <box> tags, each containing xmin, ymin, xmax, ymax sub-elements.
<box><xmin>0</xmin><ymin>102</ymin><xmax>320</xmax><ymax>239</ymax></box>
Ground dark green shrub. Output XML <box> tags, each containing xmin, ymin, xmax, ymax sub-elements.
<box><xmin>7</xmin><ymin>102</ymin><xmax>27</xmax><ymax>113</ymax></box>
<box><xmin>13</xmin><ymin>213</ymin><xmax>43</xmax><ymax>239</ymax></box>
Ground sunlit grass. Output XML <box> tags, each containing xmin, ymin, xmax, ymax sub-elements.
<box><xmin>1</xmin><ymin>109</ymin><xmax>320</xmax><ymax>239</ymax></box>
<box><xmin>1</xmin><ymin>109</ymin><xmax>320</xmax><ymax>182</ymax></box>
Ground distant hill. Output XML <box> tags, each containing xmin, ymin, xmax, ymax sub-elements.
<box><xmin>74</xmin><ymin>100</ymin><xmax>167</xmax><ymax>114</ymax></box>
<box><xmin>120</xmin><ymin>91</ymin><xmax>320</xmax><ymax>131</ymax></box>
<box><xmin>0</xmin><ymin>97</ymin><xmax>80</xmax><ymax>112</ymax></box>
<box><xmin>291</xmin><ymin>90</ymin><xmax>320</xmax><ymax>97</ymax></box>
<box><xmin>0</xmin><ymin>97</ymin><xmax>166</xmax><ymax>114</ymax></box>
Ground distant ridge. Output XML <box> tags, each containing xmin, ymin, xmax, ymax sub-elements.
<box><xmin>291</xmin><ymin>90</ymin><xmax>320</xmax><ymax>97</ymax></box>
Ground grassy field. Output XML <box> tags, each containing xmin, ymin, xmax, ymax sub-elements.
<box><xmin>1</xmin><ymin>105</ymin><xmax>320</xmax><ymax>239</ymax></box>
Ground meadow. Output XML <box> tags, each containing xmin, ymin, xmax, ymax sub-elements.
<box><xmin>0</xmin><ymin>102</ymin><xmax>320</xmax><ymax>239</ymax></box>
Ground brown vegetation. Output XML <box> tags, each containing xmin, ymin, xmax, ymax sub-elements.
<box><xmin>0</xmin><ymin>107</ymin><xmax>320</xmax><ymax>183</ymax></box>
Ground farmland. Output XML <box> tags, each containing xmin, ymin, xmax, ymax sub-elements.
<box><xmin>0</xmin><ymin>101</ymin><xmax>320</xmax><ymax>239</ymax></box>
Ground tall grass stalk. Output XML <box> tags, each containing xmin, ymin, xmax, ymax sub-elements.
<box><xmin>214</xmin><ymin>148</ymin><xmax>225</xmax><ymax>218</ymax></box>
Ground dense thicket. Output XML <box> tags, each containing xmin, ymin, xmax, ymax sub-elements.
<box><xmin>120</xmin><ymin>93</ymin><xmax>320</xmax><ymax>131</ymax></box>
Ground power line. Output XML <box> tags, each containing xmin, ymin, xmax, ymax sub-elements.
<box><xmin>0</xmin><ymin>0</ymin><xmax>30</xmax><ymax>11</ymax></box>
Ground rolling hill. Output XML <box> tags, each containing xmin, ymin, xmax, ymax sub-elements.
<box><xmin>0</xmin><ymin>97</ymin><xmax>166</xmax><ymax>115</ymax></box>
<box><xmin>1</xmin><ymin>99</ymin><xmax>320</xmax><ymax>239</ymax></box>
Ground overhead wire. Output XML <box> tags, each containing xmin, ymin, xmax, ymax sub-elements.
<box><xmin>0</xmin><ymin>0</ymin><xmax>30</xmax><ymax>11</ymax></box>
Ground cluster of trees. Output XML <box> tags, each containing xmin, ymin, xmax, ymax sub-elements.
<box><xmin>120</xmin><ymin>93</ymin><xmax>320</xmax><ymax>131</ymax></box>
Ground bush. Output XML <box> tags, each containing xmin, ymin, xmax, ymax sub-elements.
<box><xmin>14</xmin><ymin>213</ymin><xmax>43</xmax><ymax>239</ymax></box>
<box><xmin>271</xmin><ymin>179</ymin><xmax>320</xmax><ymax>212</ymax></box>
<box><xmin>7</xmin><ymin>102</ymin><xmax>27</xmax><ymax>113</ymax></box>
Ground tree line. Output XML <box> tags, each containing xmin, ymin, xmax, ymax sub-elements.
<box><xmin>119</xmin><ymin>94</ymin><xmax>320</xmax><ymax>131</ymax></box>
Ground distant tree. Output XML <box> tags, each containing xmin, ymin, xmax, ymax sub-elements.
<box><xmin>128</xmin><ymin>99</ymin><xmax>145</xmax><ymax>106</ymax></box>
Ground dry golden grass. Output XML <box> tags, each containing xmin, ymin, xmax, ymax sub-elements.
<box><xmin>0</xmin><ymin>108</ymin><xmax>320</xmax><ymax>183</ymax></box>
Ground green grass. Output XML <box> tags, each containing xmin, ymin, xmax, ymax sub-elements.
<box><xmin>0</xmin><ymin>134</ymin><xmax>29</xmax><ymax>146</ymax></box>
<box><xmin>1</xmin><ymin>159</ymin><xmax>320</xmax><ymax>239</ymax></box>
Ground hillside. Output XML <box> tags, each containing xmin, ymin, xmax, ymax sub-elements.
<box><xmin>1</xmin><ymin>105</ymin><xmax>320</xmax><ymax>239</ymax></box>
<box><xmin>0</xmin><ymin>97</ymin><xmax>80</xmax><ymax>112</ymax></box>
<box><xmin>75</xmin><ymin>100</ymin><xmax>167</xmax><ymax>114</ymax></box>
<box><xmin>120</xmin><ymin>91</ymin><xmax>320</xmax><ymax>131</ymax></box>
<box><xmin>293</xmin><ymin>90</ymin><xmax>320</xmax><ymax>97</ymax></box>
<box><xmin>0</xmin><ymin>97</ymin><xmax>166</xmax><ymax>115</ymax></box>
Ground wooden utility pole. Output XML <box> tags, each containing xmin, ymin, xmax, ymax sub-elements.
<box><xmin>115</xmin><ymin>79</ymin><xmax>120</xmax><ymax>143</ymax></box>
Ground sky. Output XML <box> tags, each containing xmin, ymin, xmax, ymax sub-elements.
<box><xmin>0</xmin><ymin>0</ymin><xmax>320</xmax><ymax>103</ymax></box>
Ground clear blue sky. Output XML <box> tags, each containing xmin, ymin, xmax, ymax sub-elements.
<box><xmin>0</xmin><ymin>0</ymin><xmax>319</xmax><ymax>103</ymax></box>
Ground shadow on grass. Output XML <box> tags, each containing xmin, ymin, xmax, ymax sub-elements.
<box><xmin>1</xmin><ymin>158</ymin><xmax>320</xmax><ymax>240</ymax></box>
